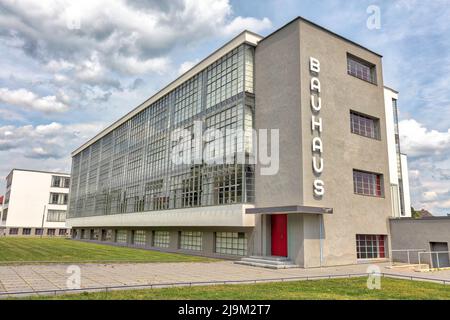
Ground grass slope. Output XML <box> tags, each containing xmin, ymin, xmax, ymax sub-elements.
<box><xmin>0</xmin><ymin>238</ymin><xmax>214</xmax><ymax>263</ymax></box>
<box><xmin>32</xmin><ymin>277</ymin><xmax>450</xmax><ymax>300</ymax></box>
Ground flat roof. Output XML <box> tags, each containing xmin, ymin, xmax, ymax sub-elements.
<box><xmin>259</xmin><ymin>16</ymin><xmax>383</xmax><ymax>58</ymax></box>
<box><xmin>9</xmin><ymin>168</ymin><xmax>70</xmax><ymax>176</ymax></box>
<box><xmin>72</xmin><ymin>30</ymin><xmax>263</xmax><ymax>156</ymax></box>
<box><xmin>384</xmin><ymin>85</ymin><xmax>399</xmax><ymax>94</ymax></box>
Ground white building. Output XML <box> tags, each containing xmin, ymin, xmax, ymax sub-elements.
<box><xmin>384</xmin><ymin>87</ymin><xmax>412</xmax><ymax>218</ymax></box>
<box><xmin>0</xmin><ymin>169</ymin><xmax>71</xmax><ymax>236</ymax></box>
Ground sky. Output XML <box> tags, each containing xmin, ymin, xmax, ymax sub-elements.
<box><xmin>0</xmin><ymin>0</ymin><xmax>449</xmax><ymax>215</ymax></box>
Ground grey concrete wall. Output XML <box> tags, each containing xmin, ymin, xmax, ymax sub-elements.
<box><xmin>298</xmin><ymin>19</ymin><xmax>392</xmax><ymax>267</ymax></box>
<box><xmin>390</xmin><ymin>218</ymin><xmax>450</xmax><ymax>265</ymax></box>
<box><xmin>72</xmin><ymin>226</ymin><xmax>253</xmax><ymax>260</ymax></box>
<box><xmin>254</xmin><ymin>19</ymin><xmax>303</xmax><ymax>208</ymax></box>
<box><xmin>252</xmin><ymin>18</ymin><xmax>393</xmax><ymax>267</ymax></box>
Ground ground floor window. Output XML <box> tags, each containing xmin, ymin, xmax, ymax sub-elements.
<box><xmin>356</xmin><ymin>234</ymin><xmax>386</xmax><ymax>259</ymax></box>
<box><xmin>9</xmin><ymin>228</ymin><xmax>18</xmax><ymax>235</ymax></box>
<box><xmin>35</xmin><ymin>228</ymin><xmax>43</xmax><ymax>235</ymax></box>
<box><xmin>115</xmin><ymin>230</ymin><xmax>127</xmax><ymax>243</ymax></box>
<box><xmin>22</xmin><ymin>228</ymin><xmax>31</xmax><ymax>235</ymax></box>
<box><xmin>132</xmin><ymin>230</ymin><xmax>146</xmax><ymax>246</ymax></box>
<box><xmin>180</xmin><ymin>231</ymin><xmax>202</xmax><ymax>251</ymax></box>
<box><xmin>47</xmin><ymin>229</ymin><xmax>56</xmax><ymax>236</ymax></box>
<box><xmin>153</xmin><ymin>231</ymin><xmax>170</xmax><ymax>248</ymax></box>
<box><xmin>59</xmin><ymin>229</ymin><xmax>67</xmax><ymax>236</ymax></box>
<box><xmin>215</xmin><ymin>232</ymin><xmax>247</xmax><ymax>256</ymax></box>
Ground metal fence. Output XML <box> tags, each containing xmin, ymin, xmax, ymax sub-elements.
<box><xmin>390</xmin><ymin>249</ymin><xmax>427</xmax><ymax>266</ymax></box>
<box><xmin>418</xmin><ymin>251</ymin><xmax>450</xmax><ymax>270</ymax></box>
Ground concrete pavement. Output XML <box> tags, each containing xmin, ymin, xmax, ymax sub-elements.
<box><xmin>0</xmin><ymin>261</ymin><xmax>449</xmax><ymax>297</ymax></box>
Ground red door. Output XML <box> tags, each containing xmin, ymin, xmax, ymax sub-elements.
<box><xmin>271</xmin><ymin>214</ymin><xmax>287</xmax><ymax>257</ymax></box>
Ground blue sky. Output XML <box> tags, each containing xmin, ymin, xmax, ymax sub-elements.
<box><xmin>0</xmin><ymin>0</ymin><xmax>449</xmax><ymax>214</ymax></box>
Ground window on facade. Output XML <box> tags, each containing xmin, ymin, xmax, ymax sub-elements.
<box><xmin>347</xmin><ymin>54</ymin><xmax>377</xmax><ymax>84</ymax></box>
<box><xmin>115</xmin><ymin>230</ymin><xmax>127</xmax><ymax>243</ymax></box>
<box><xmin>35</xmin><ymin>228</ymin><xmax>43</xmax><ymax>235</ymax></box>
<box><xmin>356</xmin><ymin>235</ymin><xmax>386</xmax><ymax>259</ymax></box>
<box><xmin>152</xmin><ymin>231</ymin><xmax>170</xmax><ymax>248</ymax></box>
<box><xmin>180</xmin><ymin>231</ymin><xmax>202</xmax><ymax>251</ymax></box>
<box><xmin>58</xmin><ymin>229</ymin><xmax>67</xmax><ymax>236</ymax></box>
<box><xmin>9</xmin><ymin>228</ymin><xmax>18</xmax><ymax>235</ymax></box>
<box><xmin>47</xmin><ymin>229</ymin><xmax>56</xmax><ymax>236</ymax></box>
<box><xmin>52</xmin><ymin>176</ymin><xmax>70</xmax><ymax>188</ymax></box>
<box><xmin>132</xmin><ymin>230</ymin><xmax>146</xmax><ymax>246</ymax></box>
<box><xmin>1</xmin><ymin>209</ymin><xmax>7</xmax><ymax>221</ymax></box>
<box><xmin>49</xmin><ymin>193</ymin><xmax>68</xmax><ymax>205</ymax></box>
<box><xmin>47</xmin><ymin>210</ymin><xmax>67</xmax><ymax>222</ymax></box>
<box><xmin>353</xmin><ymin>170</ymin><xmax>383</xmax><ymax>197</ymax></box>
<box><xmin>52</xmin><ymin>176</ymin><xmax>61</xmax><ymax>187</ymax></box>
<box><xmin>350</xmin><ymin>111</ymin><xmax>379</xmax><ymax>139</ymax></box>
<box><xmin>215</xmin><ymin>232</ymin><xmax>247</xmax><ymax>256</ymax></box>
<box><xmin>22</xmin><ymin>228</ymin><xmax>31</xmax><ymax>235</ymax></box>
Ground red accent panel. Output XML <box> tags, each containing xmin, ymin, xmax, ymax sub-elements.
<box><xmin>271</xmin><ymin>214</ymin><xmax>288</xmax><ymax>257</ymax></box>
<box><xmin>378</xmin><ymin>235</ymin><xmax>385</xmax><ymax>258</ymax></box>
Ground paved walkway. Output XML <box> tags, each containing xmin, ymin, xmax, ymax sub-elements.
<box><xmin>0</xmin><ymin>261</ymin><xmax>449</xmax><ymax>296</ymax></box>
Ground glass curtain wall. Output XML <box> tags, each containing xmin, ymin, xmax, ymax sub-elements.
<box><xmin>69</xmin><ymin>44</ymin><xmax>255</xmax><ymax>218</ymax></box>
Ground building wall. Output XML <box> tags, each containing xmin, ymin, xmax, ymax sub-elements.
<box><xmin>66</xmin><ymin>204</ymin><xmax>255</xmax><ymax>227</ymax></box>
<box><xmin>68</xmin><ymin>43</ymin><xmax>257</xmax><ymax>226</ymax></box>
<box><xmin>1</xmin><ymin>170</ymin><xmax>70</xmax><ymax>235</ymax></box>
<box><xmin>400</xmin><ymin>154</ymin><xmax>412</xmax><ymax>217</ymax></box>
<box><xmin>384</xmin><ymin>88</ymin><xmax>400</xmax><ymax>184</ymax></box>
<box><xmin>390</xmin><ymin>218</ymin><xmax>450</xmax><ymax>265</ymax></box>
<box><xmin>299</xmin><ymin>19</ymin><xmax>393</xmax><ymax>267</ymax></box>
<box><xmin>254</xmin><ymin>19</ymin><xmax>393</xmax><ymax>267</ymax></box>
<box><xmin>71</xmin><ymin>226</ymin><xmax>253</xmax><ymax>259</ymax></box>
<box><xmin>384</xmin><ymin>87</ymin><xmax>412</xmax><ymax>218</ymax></box>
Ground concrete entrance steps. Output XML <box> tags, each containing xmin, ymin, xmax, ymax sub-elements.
<box><xmin>235</xmin><ymin>256</ymin><xmax>299</xmax><ymax>269</ymax></box>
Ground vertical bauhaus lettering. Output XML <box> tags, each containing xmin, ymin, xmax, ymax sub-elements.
<box><xmin>310</xmin><ymin>57</ymin><xmax>324</xmax><ymax>197</ymax></box>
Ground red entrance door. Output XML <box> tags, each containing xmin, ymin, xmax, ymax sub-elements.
<box><xmin>271</xmin><ymin>214</ymin><xmax>287</xmax><ymax>257</ymax></box>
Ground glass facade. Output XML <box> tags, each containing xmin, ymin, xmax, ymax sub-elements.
<box><xmin>392</xmin><ymin>98</ymin><xmax>406</xmax><ymax>216</ymax></box>
<box><xmin>69</xmin><ymin>44</ymin><xmax>255</xmax><ymax>219</ymax></box>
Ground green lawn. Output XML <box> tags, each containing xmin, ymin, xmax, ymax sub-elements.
<box><xmin>32</xmin><ymin>277</ymin><xmax>450</xmax><ymax>300</ymax></box>
<box><xmin>0</xmin><ymin>238</ymin><xmax>214</xmax><ymax>264</ymax></box>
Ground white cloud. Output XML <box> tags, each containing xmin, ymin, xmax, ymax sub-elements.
<box><xmin>0</xmin><ymin>121</ymin><xmax>104</xmax><ymax>158</ymax></box>
<box><xmin>399</xmin><ymin>119</ymin><xmax>450</xmax><ymax>158</ymax></box>
<box><xmin>178</xmin><ymin>59</ymin><xmax>200</xmax><ymax>75</ymax></box>
<box><xmin>0</xmin><ymin>88</ymin><xmax>69</xmax><ymax>113</ymax></box>
<box><xmin>221</xmin><ymin>16</ymin><xmax>272</xmax><ymax>36</ymax></box>
<box><xmin>0</xmin><ymin>0</ymin><xmax>272</xmax><ymax>78</ymax></box>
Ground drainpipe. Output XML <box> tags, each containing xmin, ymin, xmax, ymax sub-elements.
<box><xmin>319</xmin><ymin>215</ymin><xmax>324</xmax><ymax>267</ymax></box>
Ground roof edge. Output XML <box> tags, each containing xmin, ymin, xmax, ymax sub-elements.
<box><xmin>258</xmin><ymin>16</ymin><xmax>383</xmax><ymax>58</ymax></box>
<box><xmin>9</xmin><ymin>168</ymin><xmax>70</xmax><ymax>176</ymax></box>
